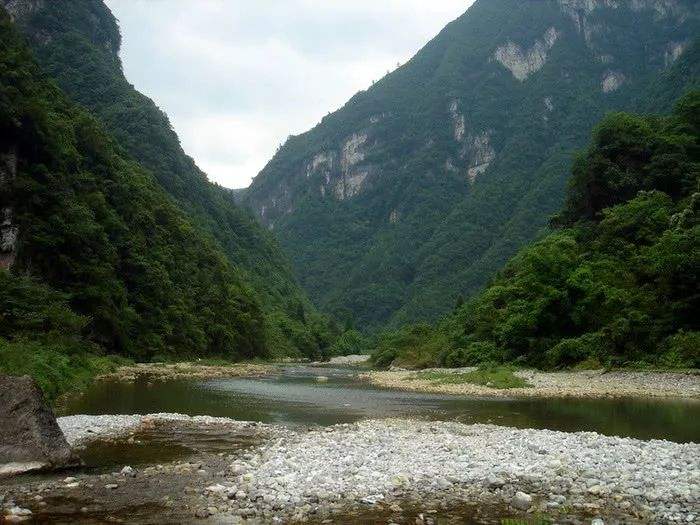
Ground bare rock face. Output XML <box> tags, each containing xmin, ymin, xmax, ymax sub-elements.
<box><xmin>0</xmin><ymin>148</ymin><xmax>18</xmax><ymax>270</ymax></box>
<box><xmin>494</xmin><ymin>27</ymin><xmax>560</xmax><ymax>81</ymax></box>
<box><xmin>0</xmin><ymin>375</ymin><xmax>80</xmax><ymax>476</ymax></box>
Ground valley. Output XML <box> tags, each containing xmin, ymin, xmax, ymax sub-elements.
<box><xmin>1</xmin><ymin>0</ymin><xmax>699</xmax><ymax>523</ymax></box>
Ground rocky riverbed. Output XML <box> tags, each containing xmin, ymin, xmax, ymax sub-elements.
<box><xmin>2</xmin><ymin>414</ymin><xmax>698</xmax><ymax>524</ymax></box>
<box><xmin>362</xmin><ymin>368</ymin><xmax>700</xmax><ymax>399</ymax></box>
<box><xmin>96</xmin><ymin>362</ymin><xmax>274</xmax><ymax>383</ymax></box>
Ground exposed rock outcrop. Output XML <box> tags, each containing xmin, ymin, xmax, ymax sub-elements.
<box><xmin>0</xmin><ymin>148</ymin><xmax>18</xmax><ymax>270</ymax></box>
<box><xmin>300</xmin><ymin>133</ymin><xmax>374</xmax><ymax>201</ymax></box>
<box><xmin>464</xmin><ymin>131</ymin><xmax>496</xmax><ymax>183</ymax></box>
<box><xmin>601</xmin><ymin>70</ymin><xmax>626</xmax><ymax>92</ymax></box>
<box><xmin>0</xmin><ymin>375</ymin><xmax>80</xmax><ymax>476</ymax></box>
<box><xmin>665</xmin><ymin>40</ymin><xmax>689</xmax><ymax>66</ymax></box>
<box><xmin>449</xmin><ymin>100</ymin><xmax>466</xmax><ymax>142</ymax></box>
<box><xmin>0</xmin><ymin>0</ymin><xmax>45</xmax><ymax>21</ymax></box>
<box><xmin>494</xmin><ymin>27</ymin><xmax>560</xmax><ymax>81</ymax></box>
<box><xmin>559</xmin><ymin>0</ymin><xmax>683</xmax><ymax>22</ymax></box>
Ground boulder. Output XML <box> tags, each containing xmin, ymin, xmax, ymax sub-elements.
<box><xmin>0</xmin><ymin>375</ymin><xmax>80</xmax><ymax>475</ymax></box>
<box><xmin>512</xmin><ymin>491</ymin><xmax>533</xmax><ymax>510</ymax></box>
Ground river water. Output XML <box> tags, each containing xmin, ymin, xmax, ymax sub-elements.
<box><xmin>64</xmin><ymin>365</ymin><xmax>699</xmax><ymax>443</ymax></box>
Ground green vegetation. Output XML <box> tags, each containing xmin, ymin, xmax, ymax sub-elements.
<box><xmin>8</xmin><ymin>0</ymin><xmax>336</xmax><ymax>358</ymax></box>
<box><xmin>0</xmin><ymin>339</ymin><xmax>129</xmax><ymax>402</ymax></box>
<box><xmin>0</xmin><ymin>270</ymin><xmax>130</xmax><ymax>400</ymax></box>
<box><xmin>328</xmin><ymin>329</ymin><xmax>371</xmax><ymax>356</ymax></box>
<box><xmin>245</xmin><ymin>0</ymin><xmax>699</xmax><ymax>332</ymax></box>
<box><xmin>372</xmin><ymin>93</ymin><xmax>700</xmax><ymax>370</ymax></box>
<box><xmin>410</xmin><ymin>366</ymin><xmax>531</xmax><ymax>389</ymax></box>
<box><xmin>0</xmin><ymin>12</ymin><xmax>268</xmax><ymax>361</ymax></box>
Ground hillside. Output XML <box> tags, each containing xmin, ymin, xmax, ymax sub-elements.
<box><xmin>244</xmin><ymin>0</ymin><xmax>699</xmax><ymax>330</ymax></box>
<box><xmin>2</xmin><ymin>0</ymin><xmax>333</xmax><ymax>357</ymax></box>
<box><xmin>372</xmin><ymin>92</ymin><xmax>700</xmax><ymax>370</ymax></box>
<box><xmin>0</xmin><ymin>11</ymin><xmax>273</xmax><ymax>395</ymax></box>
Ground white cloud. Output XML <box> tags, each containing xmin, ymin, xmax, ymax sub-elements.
<box><xmin>104</xmin><ymin>0</ymin><xmax>473</xmax><ymax>188</ymax></box>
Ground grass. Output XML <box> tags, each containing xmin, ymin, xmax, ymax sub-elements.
<box><xmin>0</xmin><ymin>337</ymin><xmax>132</xmax><ymax>403</ymax></box>
<box><xmin>409</xmin><ymin>366</ymin><xmax>532</xmax><ymax>389</ymax></box>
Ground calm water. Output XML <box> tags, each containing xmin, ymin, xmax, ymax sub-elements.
<box><xmin>64</xmin><ymin>366</ymin><xmax>699</xmax><ymax>443</ymax></box>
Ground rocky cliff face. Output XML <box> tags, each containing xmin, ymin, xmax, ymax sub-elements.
<box><xmin>244</xmin><ymin>0</ymin><xmax>699</xmax><ymax>329</ymax></box>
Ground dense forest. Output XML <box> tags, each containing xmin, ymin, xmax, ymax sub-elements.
<box><xmin>372</xmin><ymin>93</ymin><xmax>700</xmax><ymax>370</ymax></box>
<box><xmin>3</xmin><ymin>0</ymin><xmax>336</xmax><ymax>358</ymax></box>
<box><xmin>245</xmin><ymin>0</ymin><xmax>699</xmax><ymax>331</ymax></box>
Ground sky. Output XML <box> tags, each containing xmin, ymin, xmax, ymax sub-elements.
<box><xmin>104</xmin><ymin>1</ymin><xmax>473</xmax><ymax>189</ymax></box>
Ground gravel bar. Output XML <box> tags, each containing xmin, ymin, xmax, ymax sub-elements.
<box><xmin>210</xmin><ymin>419</ymin><xmax>699</xmax><ymax>523</ymax></box>
<box><xmin>363</xmin><ymin>369</ymin><xmax>700</xmax><ymax>399</ymax></box>
<box><xmin>42</xmin><ymin>415</ymin><xmax>700</xmax><ymax>523</ymax></box>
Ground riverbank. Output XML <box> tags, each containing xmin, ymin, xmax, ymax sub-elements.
<box><xmin>2</xmin><ymin>415</ymin><xmax>697</xmax><ymax>524</ymax></box>
<box><xmin>96</xmin><ymin>362</ymin><xmax>274</xmax><ymax>382</ymax></box>
<box><xmin>360</xmin><ymin>368</ymin><xmax>700</xmax><ymax>399</ymax></box>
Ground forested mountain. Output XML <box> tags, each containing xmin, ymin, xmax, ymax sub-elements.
<box><xmin>2</xmin><ymin>0</ymin><xmax>334</xmax><ymax>357</ymax></box>
<box><xmin>373</xmin><ymin>92</ymin><xmax>700</xmax><ymax>370</ymax></box>
<box><xmin>0</xmin><ymin>10</ymin><xmax>269</xmax><ymax>396</ymax></box>
<box><xmin>245</xmin><ymin>0</ymin><xmax>699</xmax><ymax>331</ymax></box>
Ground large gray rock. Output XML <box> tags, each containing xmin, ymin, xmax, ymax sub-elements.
<box><xmin>0</xmin><ymin>375</ymin><xmax>80</xmax><ymax>475</ymax></box>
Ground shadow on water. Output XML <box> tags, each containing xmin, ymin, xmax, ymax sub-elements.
<box><xmin>63</xmin><ymin>366</ymin><xmax>700</xmax><ymax>443</ymax></box>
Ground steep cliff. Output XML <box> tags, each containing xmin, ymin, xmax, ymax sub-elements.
<box><xmin>245</xmin><ymin>0</ymin><xmax>699</xmax><ymax>329</ymax></box>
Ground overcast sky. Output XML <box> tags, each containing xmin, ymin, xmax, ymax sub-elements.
<box><xmin>104</xmin><ymin>1</ymin><xmax>473</xmax><ymax>189</ymax></box>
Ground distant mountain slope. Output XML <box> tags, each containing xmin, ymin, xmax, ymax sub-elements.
<box><xmin>2</xmin><ymin>0</ymin><xmax>333</xmax><ymax>355</ymax></box>
<box><xmin>244</xmin><ymin>0</ymin><xmax>699</xmax><ymax>330</ymax></box>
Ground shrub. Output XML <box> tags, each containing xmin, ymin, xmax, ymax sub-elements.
<box><xmin>544</xmin><ymin>333</ymin><xmax>607</xmax><ymax>369</ymax></box>
<box><xmin>441</xmin><ymin>341</ymin><xmax>503</xmax><ymax>367</ymax></box>
<box><xmin>659</xmin><ymin>331</ymin><xmax>700</xmax><ymax>368</ymax></box>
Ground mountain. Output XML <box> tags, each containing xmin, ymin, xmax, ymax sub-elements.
<box><xmin>2</xmin><ymin>0</ymin><xmax>335</xmax><ymax>357</ymax></box>
<box><xmin>244</xmin><ymin>0</ymin><xmax>700</xmax><ymax>331</ymax></box>
<box><xmin>373</xmin><ymin>91</ymin><xmax>700</xmax><ymax>370</ymax></box>
<box><xmin>0</xmin><ymin>5</ymin><xmax>267</xmax><ymax>391</ymax></box>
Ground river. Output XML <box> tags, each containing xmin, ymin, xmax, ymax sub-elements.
<box><xmin>63</xmin><ymin>365</ymin><xmax>700</xmax><ymax>443</ymax></box>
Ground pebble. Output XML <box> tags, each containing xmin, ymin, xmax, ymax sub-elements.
<box><xmin>513</xmin><ymin>491</ymin><xmax>533</xmax><ymax>510</ymax></box>
<box><xmin>50</xmin><ymin>413</ymin><xmax>700</xmax><ymax>524</ymax></box>
<box><xmin>214</xmin><ymin>419</ymin><xmax>700</xmax><ymax>523</ymax></box>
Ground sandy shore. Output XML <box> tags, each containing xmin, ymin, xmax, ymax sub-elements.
<box><xmin>360</xmin><ymin>368</ymin><xmax>700</xmax><ymax>399</ymax></box>
<box><xmin>97</xmin><ymin>362</ymin><xmax>274</xmax><ymax>382</ymax></box>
